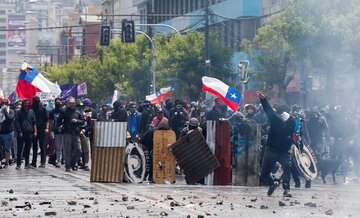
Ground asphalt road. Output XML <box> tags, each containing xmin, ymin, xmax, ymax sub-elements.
<box><xmin>0</xmin><ymin>165</ymin><xmax>359</xmax><ymax>218</ymax></box>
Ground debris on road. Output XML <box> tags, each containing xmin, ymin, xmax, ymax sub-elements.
<box><xmin>325</xmin><ymin>209</ymin><xmax>334</xmax><ymax>216</ymax></box>
<box><xmin>304</xmin><ymin>202</ymin><xmax>317</xmax><ymax>208</ymax></box>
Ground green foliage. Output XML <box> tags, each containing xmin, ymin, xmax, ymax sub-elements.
<box><xmin>47</xmin><ymin>31</ymin><xmax>233</xmax><ymax>102</ymax></box>
<box><xmin>241</xmin><ymin>0</ymin><xmax>360</xmax><ymax>99</ymax></box>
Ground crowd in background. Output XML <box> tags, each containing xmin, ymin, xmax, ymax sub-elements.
<box><xmin>0</xmin><ymin>95</ymin><xmax>359</xmax><ymax>186</ymax></box>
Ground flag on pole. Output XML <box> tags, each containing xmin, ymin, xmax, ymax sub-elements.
<box><xmin>15</xmin><ymin>62</ymin><xmax>61</xmax><ymax>103</ymax></box>
<box><xmin>77</xmin><ymin>82</ymin><xmax>88</xmax><ymax>96</ymax></box>
<box><xmin>112</xmin><ymin>90</ymin><xmax>119</xmax><ymax>105</ymax></box>
<box><xmin>0</xmin><ymin>87</ymin><xmax>4</xmax><ymax>102</ymax></box>
<box><xmin>202</xmin><ymin>76</ymin><xmax>241</xmax><ymax>112</ymax></box>
<box><xmin>145</xmin><ymin>92</ymin><xmax>161</xmax><ymax>104</ymax></box>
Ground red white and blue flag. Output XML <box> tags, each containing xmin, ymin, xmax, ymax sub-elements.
<box><xmin>0</xmin><ymin>87</ymin><xmax>4</xmax><ymax>102</ymax></box>
<box><xmin>202</xmin><ymin>76</ymin><xmax>241</xmax><ymax>112</ymax></box>
<box><xmin>145</xmin><ymin>85</ymin><xmax>175</xmax><ymax>104</ymax></box>
<box><xmin>15</xmin><ymin>62</ymin><xmax>61</xmax><ymax>102</ymax></box>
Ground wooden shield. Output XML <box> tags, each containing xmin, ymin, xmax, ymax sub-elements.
<box><xmin>153</xmin><ymin>130</ymin><xmax>177</xmax><ymax>184</ymax></box>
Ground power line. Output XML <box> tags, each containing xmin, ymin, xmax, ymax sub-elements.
<box><xmin>97</xmin><ymin>13</ymin><xmax>204</xmax><ymax>18</ymax></box>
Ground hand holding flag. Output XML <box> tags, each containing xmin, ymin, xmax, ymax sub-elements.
<box><xmin>202</xmin><ymin>76</ymin><xmax>241</xmax><ymax>112</ymax></box>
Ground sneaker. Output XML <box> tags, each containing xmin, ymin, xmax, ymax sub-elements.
<box><xmin>71</xmin><ymin>166</ymin><xmax>78</xmax><ymax>171</ymax></box>
<box><xmin>25</xmin><ymin>165</ymin><xmax>34</xmax><ymax>169</ymax></box>
<box><xmin>39</xmin><ymin>164</ymin><xmax>45</xmax><ymax>168</ymax></box>
<box><xmin>55</xmin><ymin>162</ymin><xmax>61</xmax><ymax>168</ymax></box>
<box><xmin>15</xmin><ymin>166</ymin><xmax>21</xmax><ymax>170</ymax></box>
<box><xmin>305</xmin><ymin>180</ymin><xmax>311</xmax><ymax>188</ymax></box>
<box><xmin>283</xmin><ymin>190</ymin><xmax>292</xmax><ymax>197</ymax></box>
<box><xmin>294</xmin><ymin>181</ymin><xmax>301</xmax><ymax>188</ymax></box>
<box><xmin>267</xmin><ymin>181</ymin><xmax>279</xmax><ymax>196</ymax></box>
<box><xmin>3</xmin><ymin>163</ymin><xmax>8</xmax><ymax>169</ymax></box>
<box><xmin>83</xmin><ymin>166</ymin><xmax>90</xmax><ymax>171</ymax></box>
<box><xmin>31</xmin><ymin>164</ymin><xmax>37</xmax><ymax>168</ymax></box>
<box><xmin>65</xmin><ymin>168</ymin><xmax>71</xmax><ymax>172</ymax></box>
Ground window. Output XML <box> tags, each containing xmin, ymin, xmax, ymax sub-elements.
<box><xmin>0</xmin><ymin>43</ymin><xmax>5</xmax><ymax>47</ymax></box>
<box><xmin>0</xmin><ymin>10</ymin><xmax>5</xmax><ymax>15</ymax></box>
<box><xmin>0</xmin><ymin>18</ymin><xmax>5</xmax><ymax>22</ymax></box>
<box><xmin>0</xmin><ymin>51</ymin><xmax>5</xmax><ymax>55</ymax></box>
<box><xmin>0</xmin><ymin>59</ymin><xmax>6</xmax><ymax>64</ymax></box>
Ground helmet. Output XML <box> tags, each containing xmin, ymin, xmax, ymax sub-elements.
<box><xmin>83</xmin><ymin>98</ymin><xmax>92</xmax><ymax>106</ymax></box>
<box><xmin>245</xmin><ymin>104</ymin><xmax>255</xmax><ymax>110</ymax></box>
<box><xmin>188</xmin><ymin>118</ymin><xmax>199</xmax><ymax>127</ymax></box>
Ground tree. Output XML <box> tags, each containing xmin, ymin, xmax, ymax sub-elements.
<box><xmin>156</xmin><ymin>31</ymin><xmax>233</xmax><ymax>100</ymax></box>
<box><xmin>241</xmin><ymin>0</ymin><xmax>357</xmax><ymax>104</ymax></box>
<box><xmin>47</xmin><ymin>32</ymin><xmax>233</xmax><ymax>102</ymax></box>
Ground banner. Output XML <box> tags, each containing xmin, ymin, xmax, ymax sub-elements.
<box><xmin>7</xmin><ymin>15</ymin><xmax>26</xmax><ymax>49</ymax></box>
<box><xmin>77</xmin><ymin>82</ymin><xmax>88</xmax><ymax>96</ymax></box>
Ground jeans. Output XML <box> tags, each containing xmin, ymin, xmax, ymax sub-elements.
<box><xmin>260</xmin><ymin>147</ymin><xmax>292</xmax><ymax>191</ymax></box>
<box><xmin>17</xmin><ymin>133</ymin><xmax>32</xmax><ymax>166</ymax></box>
<box><xmin>32</xmin><ymin>129</ymin><xmax>46</xmax><ymax>166</ymax></box>
<box><xmin>63</xmin><ymin>133</ymin><xmax>81</xmax><ymax>169</ymax></box>
<box><xmin>55</xmin><ymin>134</ymin><xmax>64</xmax><ymax>164</ymax></box>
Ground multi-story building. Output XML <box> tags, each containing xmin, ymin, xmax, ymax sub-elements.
<box><xmin>0</xmin><ymin>1</ymin><xmax>19</xmax><ymax>97</ymax></box>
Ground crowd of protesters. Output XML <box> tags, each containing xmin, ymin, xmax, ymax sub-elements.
<box><xmin>0</xmin><ymin>94</ymin><xmax>359</xmax><ymax>194</ymax></box>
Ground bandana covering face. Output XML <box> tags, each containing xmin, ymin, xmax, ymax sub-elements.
<box><xmin>281</xmin><ymin>112</ymin><xmax>290</xmax><ymax>122</ymax></box>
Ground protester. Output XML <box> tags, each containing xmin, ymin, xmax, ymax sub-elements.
<box><xmin>256</xmin><ymin>91</ymin><xmax>295</xmax><ymax>197</ymax></box>
<box><xmin>56</xmin><ymin>97</ymin><xmax>84</xmax><ymax>172</ymax></box>
<box><xmin>49</xmin><ymin>97</ymin><xmax>64</xmax><ymax>168</ymax></box>
<box><xmin>14</xmin><ymin>99</ymin><xmax>37</xmax><ymax>170</ymax></box>
<box><xmin>127</xmin><ymin>102</ymin><xmax>141</xmax><ymax>141</ymax></box>
<box><xmin>31</xmin><ymin>96</ymin><xmax>49</xmax><ymax>168</ymax></box>
<box><xmin>0</xmin><ymin>99</ymin><xmax>15</xmax><ymax>168</ymax></box>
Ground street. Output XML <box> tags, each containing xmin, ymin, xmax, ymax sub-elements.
<box><xmin>0</xmin><ymin>166</ymin><xmax>359</xmax><ymax>218</ymax></box>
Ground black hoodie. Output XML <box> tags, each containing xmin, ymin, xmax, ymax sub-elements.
<box><xmin>260</xmin><ymin>98</ymin><xmax>295</xmax><ymax>153</ymax></box>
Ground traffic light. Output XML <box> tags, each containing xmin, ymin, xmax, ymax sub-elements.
<box><xmin>100</xmin><ymin>26</ymin><xmax>111</xmax><ymax>46</ymax></box>
<box><xmin>122</xmin><ymin>19</ymin><xmax>135</xmax><ymax>43</ymax></box>
<box><xmin>238</xmin><ymin>60</ymin><xmax>249</xmax><ymax>81</ymax></box>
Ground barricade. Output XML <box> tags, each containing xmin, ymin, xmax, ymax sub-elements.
<box><xmin>205</xmin><ymin>120</ymin><xmax>232</xmax><ymax>186</ymax></box>
<box><xmin>170</xmin><ymin>128</ymin><xmax>219</xmax><ymax>185</ymax></box>
<box><xmin>90</xmin><ymin>121</ymin><xmax>127</xmax><ymax>183</ymax></box>
<box><xmin>234</xmin><ymin>124</ymin><xmax>261</xmax><ymax>186</ymax></box>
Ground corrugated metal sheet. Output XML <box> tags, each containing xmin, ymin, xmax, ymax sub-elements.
<box><xmin>94</xmin><ymin>121</ymin><xmax>127</xmax><ymax>147</ymax></box>
<box><xmin>90</xmin><ymin>147</ymin><xmax>126</xmax><ymax>183</ymax></box>
<box><xmin>214</xmin><ymin>120</ymin><xmax>232</xmax><ymax>186</ymax></box>
<box><xmin>170</xmin><ymin>128</ymin><xmax>220</xmax><ymax>184</ymax></box>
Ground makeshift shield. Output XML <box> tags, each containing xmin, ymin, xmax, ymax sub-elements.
<box><xmin>124</xmin><ymin>142</ymin><xmax>150</xmax><ymax>183</ymax></box>
<box><xmin>292</xmin><ymin>145</ymin><xmax>318</xmax><ymax>180</ymax></box>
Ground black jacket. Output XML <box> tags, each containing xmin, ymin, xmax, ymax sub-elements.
<box><xmin>0</xmin><ymin>108</ymin><xmax>15</xmax><ymax>134</ymax></box>
<box><xmin>260</xmin><ymin>98</ymin><xmax>295</xmax><ymax>153</ymax></box>
<box><xmin>57</xmin><ymin>108</ymin><xmax>84</xmax><ymax>135</ymax></box>
<box><xmin>15</xmin><ymin>109</ymin><xmax>36</xmax><ymax>135</ymax></box>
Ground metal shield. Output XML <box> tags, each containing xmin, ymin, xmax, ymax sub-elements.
<box><xmin>124</xmin><ymin>143</ymin><xmax>150</xmax><ymax>184</ymax></box>
<box><xmin>292</xmin><ymin>145</ymin><xmax>318</xmax><ymax>180</ymax></box>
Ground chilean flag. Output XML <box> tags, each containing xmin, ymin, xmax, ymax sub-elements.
<box><xmin>0</xmin><ymin>87</ymin><xmax>4</xmax><ymax>103</ymax></box>
<box><xmin>202</xmin><ymin>76</ymin><xmax>241</xmax><ymax>112</ymax></box>
<box><xmin>15</xmin><ymin>62</ymin><xmax>61</xmax><ymax>102</ymax></box>
<box><xmin>145</xmin><ymin>85</ymin><xmax>175</xmax><ymax>104</ymax></box>
<box><xmin>145</xmin><ymin>92</ymin><xmax>162</xmax><ymax>104</ymax></box>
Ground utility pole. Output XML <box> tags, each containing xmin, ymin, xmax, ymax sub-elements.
<box><xmin>204</xmin><ymin>0</ymin><xmax>210</xmax><ymax>76</ymax></box>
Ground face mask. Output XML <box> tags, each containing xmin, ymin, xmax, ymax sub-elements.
<box><xmin>281</xmin><ymin>112</ymin><xmax>290</xmax><ymax>122</ymax></box>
